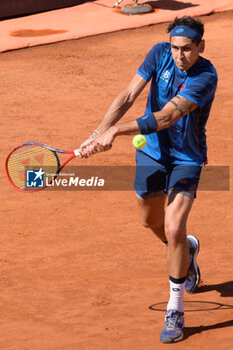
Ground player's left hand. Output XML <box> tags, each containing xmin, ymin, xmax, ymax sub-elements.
<box><xmin>79</xmin><ymin>127</ymin><xmax>116</xmax><ymax>158</ymax></box>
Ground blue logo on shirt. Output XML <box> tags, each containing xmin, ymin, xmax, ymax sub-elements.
<box><xmin>26</xmin><ymin>168</ymin><xmax>44</xmax><ymax>188</ymax></box>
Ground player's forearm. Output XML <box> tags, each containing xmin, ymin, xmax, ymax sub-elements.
<box><xmin>109</xmin><ymin>110</ymin><xmax>176</xmax><ymax>138</ymax></box>
<box><xmin>94</xmin><ymin>91</ymin><xmax>134</xmax><ymax>134</ymax></box>
<box><xmin>94</xmin><ymin>74</ymin><xmax>147</xmax><ymax>135</ymax></box>
<box><xmin>153</xmin><ymin>110</ymin><xmax>179</xmax><ymax>131</ymax></box>
<box><xmin>136</xmin><ymin>110</ymin><xmax>180</xmax><ymax>134</ymax></box>
<box><xmin>112</xmin><ymin>120</ymin><xmax>139</xmax><ymax>136</ymax></box>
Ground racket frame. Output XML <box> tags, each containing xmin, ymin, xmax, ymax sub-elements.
<box><xmin>5</xmin><ymin>142</ymin><xmax>80</xmax><ymax>192</ymax></box>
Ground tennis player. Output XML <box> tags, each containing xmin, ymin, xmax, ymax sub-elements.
<box><xmin>79</xmin><ymin>16</ymin><xmax>218</xmax><ymax>343</ymax></box>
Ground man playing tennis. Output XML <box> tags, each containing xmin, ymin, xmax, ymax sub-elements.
<box><xmin>79</xmin><ymin>16</ymin><xmax>218</xmax><ymax>343</ymax></box>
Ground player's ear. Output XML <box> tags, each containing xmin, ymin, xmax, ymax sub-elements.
<box><xmin>199</xmin><ymin>39</ymin><xmax>205</xmax><ymax>53</ymax></box>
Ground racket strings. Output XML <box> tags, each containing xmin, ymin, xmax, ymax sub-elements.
<box><xmin>7</xmin><ymin>145</ymin><xmax>59</xmax><ymax>190</ymax></box>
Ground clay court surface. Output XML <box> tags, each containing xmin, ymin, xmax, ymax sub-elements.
<box><xmin>1</xmin><ymin>10</ymin><xmax>233</xmax><ymax>350</ymax></box>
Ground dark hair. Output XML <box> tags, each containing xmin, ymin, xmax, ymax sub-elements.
<box><xmin>167</xmin><ymin>16</ymin><xmax>204</xmax><ymax>43</ymax></box>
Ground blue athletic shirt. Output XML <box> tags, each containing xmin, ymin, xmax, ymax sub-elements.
<box><xmin>137</xmin><ymin>42</ymin><xmax>218</xmax><ymax>165</ymax></box>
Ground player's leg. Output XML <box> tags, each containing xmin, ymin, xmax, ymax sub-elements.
<box><xmin>160</xmin><ymin>190</ymin><xmax>193</xmax><ymax>343</ymax></box>
<box><xmin>136</xmin><ymin>194</ymin><xmax>167</xmax><ymax>242</ymax></box>
<box><xmin>165</xmin><ymin>190</ymin><xmax>193</xmax><ymax>279</ymax></box>
<box><xmin>134</xmin><ymin>150</ymin><xmax>167</xmax><ymax>243</ymax></box>
<box><xmin>160</xmin><ymin>164</ymin><xmax>202</xmax><ymax>343</ymax></box>
<box><xmin>166</xmin><ymin>165</ymin><xmax>202</xmax><ymax>294</ymax></box>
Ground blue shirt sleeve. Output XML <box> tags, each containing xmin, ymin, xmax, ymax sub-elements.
<box><xmin>178</xmin><ymin>69</ymin><xmax>218</xmax><ymax>107</ymax></box>
<box><xmin>137</xmin><ymin>42</ymin><xmax>167</xmax><ymax>82</ymax></box>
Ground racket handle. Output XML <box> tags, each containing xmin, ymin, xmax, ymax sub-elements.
<box><xmin>74</xmin><ymin>149</ymin><xmax>80</xmax><ymax>156</ymax></box>
<box><xmin>113</xmin><ymin>0</ymin><xmax>124</xmax><ymax>8</ymax></box>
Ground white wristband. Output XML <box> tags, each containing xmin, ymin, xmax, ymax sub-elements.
<box><xmin>94</xmin><ymin>129</ymin><xmax>101</xmax><ymax>135</ymax></box>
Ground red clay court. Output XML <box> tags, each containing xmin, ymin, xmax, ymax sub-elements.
<box><xmin>0</xmin><ymin>1</ymin><xmax>233</xmax><ymax>349</ymax></box>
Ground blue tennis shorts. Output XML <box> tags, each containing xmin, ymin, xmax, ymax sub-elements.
<box><xmin>134</xmin><ymin>150</ymin><xmax>202</xmax><ymax>199</ymax></box>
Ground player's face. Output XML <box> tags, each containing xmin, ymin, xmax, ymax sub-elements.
<box><xmin>170</xmin><ymin>36</ymin><xmax>204</xmax><ymax>72</ymax></box>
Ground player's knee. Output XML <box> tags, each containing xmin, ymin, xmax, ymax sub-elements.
<box><xmin>141</xmin><ymin>217</ymin><xmax>151</xmax><ymax>228</ymax></box>
<box><xmin>141</xmin><ymin>219</ymin><xmax>163</xmax><ymax>234</ymax></box>
<box><xmin>142</xmin><ymin>218</ymin><xmax>154</xmax><ymax>228</ymax></box>
<box><xmin>165</xmin><ymin>222</ymin><xmax>184</xmax><ymax>245</ymax></box>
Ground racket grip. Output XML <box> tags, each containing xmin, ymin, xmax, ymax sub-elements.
<box><xmin>113</xmin><ymin>0</ymin><xmax>124</xmax><ymax>8</ymax></box>
<box><xmin>74</xmin><ymin>149</ymin><xmax>80</xmax><ymax>156</ymax></box>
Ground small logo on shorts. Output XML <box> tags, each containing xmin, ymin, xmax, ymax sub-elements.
<box><xmin>179</xmin><ymin>179</ymin><xmax>188</xmax><ymax>184</ymax></box>
<box><xmin>26</xmin><ymin>168</ymin><xmax>44</xmax><ymax>188</ymax></box>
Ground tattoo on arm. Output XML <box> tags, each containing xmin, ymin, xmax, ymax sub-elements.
<box><xmin>169</xmin><ymin>95</ymin><xmax>197</xmax><ymax>116</ymax></box>
<box><xmin>170</xmin><ymin>100</ymin><xmax>184</xmax><ymax>116</ymax></box>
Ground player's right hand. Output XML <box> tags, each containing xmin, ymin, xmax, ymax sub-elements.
<box><xmin>79</xmin><ymin>137</ymin><xmax>95</xmax><ymax>150</ymax></box>
<box><xmin>79</xmin><ymin>127</ymin><xmax>116</xmax><ymax>158</ymax></box>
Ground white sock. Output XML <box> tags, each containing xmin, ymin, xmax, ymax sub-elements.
<box><xmin>167</xmin><ymin>280</ymin><xmax>185</xmax><ymax>313</ymax></box>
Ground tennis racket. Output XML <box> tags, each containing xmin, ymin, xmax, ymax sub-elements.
<box><xmin>5</xmin><ymin>142</ymin><xmax>80</xmax><ymax>192</ymax></box>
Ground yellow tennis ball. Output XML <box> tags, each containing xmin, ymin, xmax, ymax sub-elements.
<box><xmin>132</xmin><ymin>134</ymin><xmax>147</xmax><ymax>149</ymax></box>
